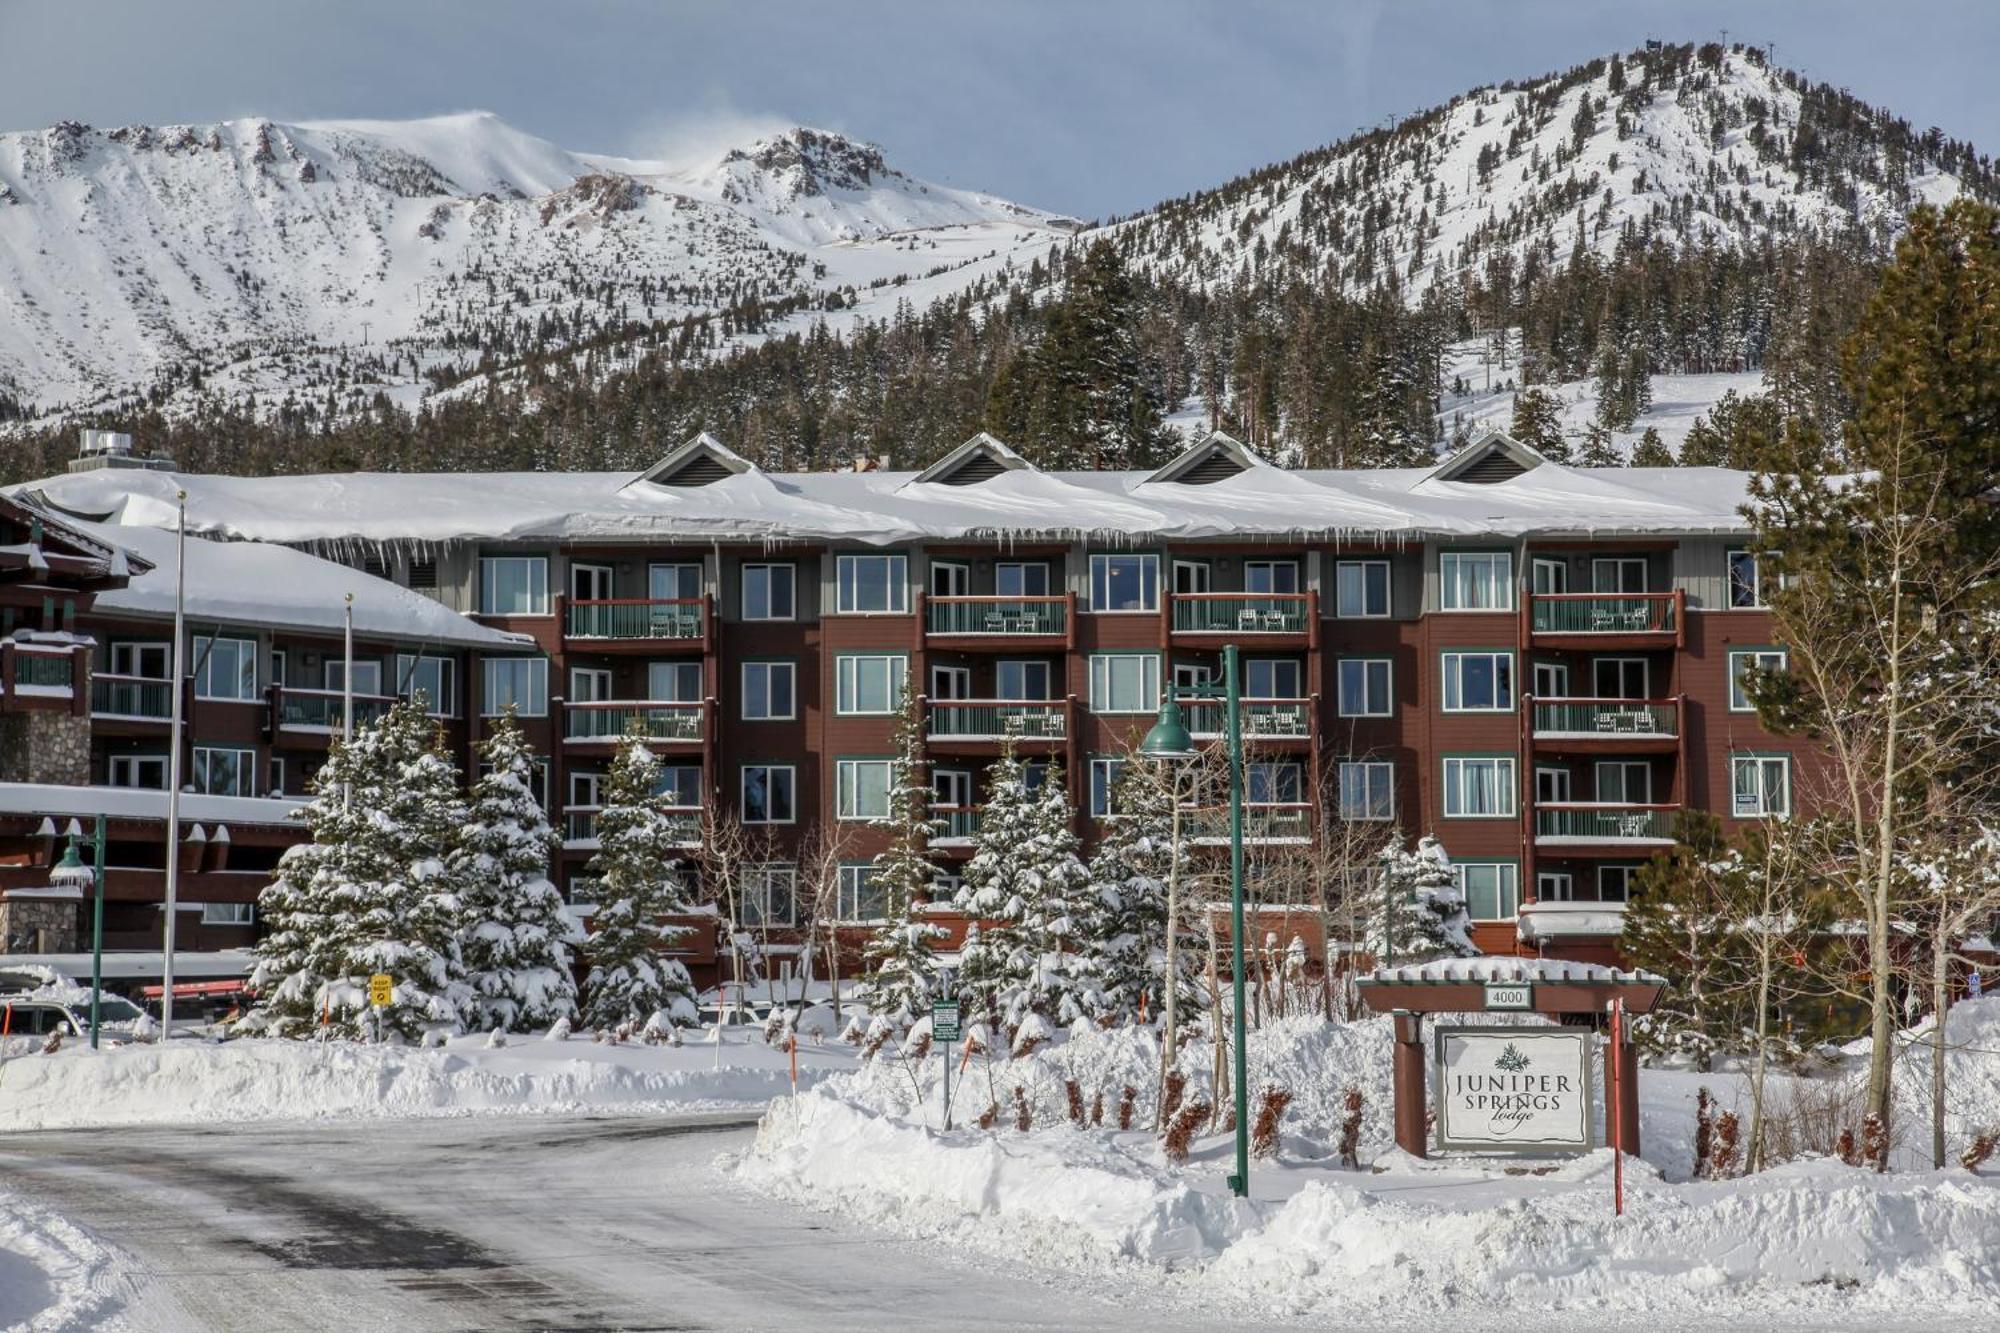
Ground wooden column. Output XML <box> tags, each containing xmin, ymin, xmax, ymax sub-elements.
<box><xmin>1392</xmin><ymin>1010</ymin><xmax>1427</xmax><ymax>1157</ymax></box>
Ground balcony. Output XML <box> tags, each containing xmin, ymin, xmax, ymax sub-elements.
<box><xmin>933</xmin><ymin>805</ymin><xmax>980</xmax><ymax>848</ymax></box>
<box><xmin>1533</xmin><ymin>803</ymin><xmax>1678</xmax><ymax>851</ymax></box>
<box><xmin>1187</xmin><ymin>801</ymin><xmax>1312</xmax><ymax>845</ymax></box>
<box><xmin>273</xmin><ymin>687</ymin><xmax>394</xmax><ymax>733</ymax></box>
<box><xmin>1527</xmin><ymin>591</ymin><xmax>1683</xmax><ymax>648</ymax></box>
<box><xmin>563</xmin><ymin>700</ymin><xmax>706</xmax><ymax>746</ymax></box>
<box><xmin>0</xmin><ymin>642</ymin><xmax>84</xmax><ymax>711</ymax></box>
<box><xmin>925</xmin><ymin>699</ymin><xmax>1068</xmax><ymax>744</ymax></box>
<box><xmin>561</xmin><ymin>804</ymin><xmax>702</xmax><ymax>850</ymax></box>
<box><xmin>1530</xmin><ymin>697</ymin><xmax>1681</xmax><ymax>751</ymax></box>
<box><xmin>1186</xmin><ymin>698</ymin><xmax>1312</xmax><ymax>742</ymax></box>
<box><xmin>1171</xmin><ymin>592</ymin><xmax>1316</xmax><ymax>646</ymax></box>
<box><xmin>564</xmin><ymin>597</ymin><xmax>709</xmax><ymax>652</ymax></box>
<box><xmin>91</xmin><ymin>673</ymin><xmax>174</xmax><ymax>721</ymax></box>
<box><xmin>924</xmin><ymin>594</ymin><xmax>1072</xmax><ymax>648</ymax></box>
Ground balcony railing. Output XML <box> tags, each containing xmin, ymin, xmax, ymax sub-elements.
<box><xmin>1186</xmin><ymin>698</ymin><xmax>1311</xmax><ymax>739</ymax></box>
<box><xmin>926</xmin><ymin>699</ymin><xmax>1066</xmax><ymax>740</ymax></box>
<box><xmin>562</xmin><ymin>804</ymin><xmax>702</xmax><ymax>846</ymax></box>
<box><xmin>13</xmin><ymin>648</ymin><xmax>75</xmax><ymax>693</ymax></box>
<box><xmin>276</xmin><ymin>687</ymin><xmax>394</xmax><ymax>732</ymax></box>
<box><xmin>1187</xmin><ymin>802</ymin><xmax>1313</xmax><ymax>844</ymax></box>
<box><xmin>565</xmin><ymin>598</ymin><xmax>705</xmax><ymax>642</ymax></box>
<box><xmin>933</xmin><ymin>805</ymin><xmax>980</xmax><ymax>843</ymax></box>
<box><xmin>564</xmin><ymin>700</ymin><xmax>705</xmax><ymax>743</ymax></box>
<box><xmin>1531</xmin><ymin>697</ymin><xmax>1679</xmax><ymax>739</ymax></box>
<box><xmin>1172</xmin><ymin>593</ymin><xmax>1311</xmax><ymax>635</ymax></box>
<box><xmin>926</xmin><ymin>596</ymin><xmax>1067</xmax><ymax>638</ymax></box>
<box><xmin>1534</xmin><ymin>803</ymin><xmax>1678</xmax><ymax>843</ymax></box>
<box><xmin>91</xmin><ymin>673</ymin><xmax>173</xmax><ymax>719</ymax></box>
<box><xmin>1529</xmin><ymin>592</ymin><xmax>1680</xmax><ymax>636</ymax></box>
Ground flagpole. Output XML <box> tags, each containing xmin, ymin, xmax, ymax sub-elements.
<box><xmin>160</xmin><ymin>491</ymin><xmax>188</xmax><ymax>1038</ymax></box>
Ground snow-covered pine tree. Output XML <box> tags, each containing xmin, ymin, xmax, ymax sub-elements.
<box><xmin>580</xmin><ymin>739</ymin><xmax>700</xmax><ymax>1031</ymax></box>
<box><xmin>954</xmin><ymin>733</ymin><xmax>1032</xmax><ymax>1023</ymax></box>
<box><xmin>1083</xmin><ymin>758</ymin><xmax>1204</xmax><ymax>1025</ymax></box>
<box><xmin>1365</xmin><ymin>832</ymin><xmax>1478</xmax><ymax>966</ymax></box>
<box><xmin>455</xmin><ymin>710</ymin><xmax>579</xmax><ymax>1033</ymax></box>
<box><xmin>861</xmin><ymin>677</ymin><xmax>947</xmax><ymax>1026</ymax></box>
<box><xmin>1014</xmin><ymin>760</ymin><xmax>1098</xmax><ymax>1025</ymax></box>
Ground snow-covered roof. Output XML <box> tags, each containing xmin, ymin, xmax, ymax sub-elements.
<box><xmin>0</xmin><ymin>782</ymin><xmax>303</xmax><ymax>828</ymax></box>
<box><xmin>56</xmin><ymin>519</ymin><xmax>530</xmax><ymax>650</ymax></box>
<box><xmin>1365</xmin><ymin>958</ymin><xmax>1667</xmax><ymax>986</ymax></box>
<box><xmin>12</xmin><ymin>445</ymin><xmax>1758</xmax><ymax>548</ymax></box>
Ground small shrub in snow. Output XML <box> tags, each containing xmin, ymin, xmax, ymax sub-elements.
<box><xmin>642</xmin><ymin>1011</ymin><xmax>673</xmax><ymax>1046</ymax></box>
<box><xmin>860</xmin><ymin>1018</ymin><xmax>893</xmax><ymax>1061</ymax></box>
<box><xmin>41</xmin><ymin>1029</ymin><xmax>62</xmax><ymax>1055</ymax></box>
<box><xmin>904</xmin><ymin>1030</ymin><xmax>933</xmax><ymax>1061</ymax></box>
<box><xmin>1862</xmin><ymin>1112</ymin><xmax>1889</xmax><ymax>1172</ymax></box>
<box><xmin>1163</xmin><ymin>1098</ymin><xmax>1209</xmax><ymax>1164</ymax></box>
<box><xmin>485</xmin><ymin>1028</ymin><xmax>508</xmax><ymax>1049</ymax></box>
<box><xmin>1011</xmin><ymin>1012</ymin><xmax>1052</xmax><ymax>1057</ymax></box>
<box><xmin>544</xmin><ymin>1016</ymin><xmax>572</xmax><ymax>1042</ymax></box>
<box><xmin>1090</xmin><ymin>1089</ymin><xmax>1104</xmax><ymax>1127</ymax></box>
<box><xmin>1694</xmin><ymin>1087</ymin><xmax>1716</xmax><ymax>1178</ymax></box>
<box><xmin>1837</xmin><ymin>1126</ymin><xmax>1860</xmax><ymax>1166</ymax></box>
<box><xmin>1252</xmin><ymin>1086</ymin><xmax>1293</xmax><ymax>1160</ymax></box>
<box><xmin>1162</xmin><ymin>1069</ymin><xmax>1187</xmax><ymax>1124</ymax></box>
<box><xmin>1013</xmin><ymin>1085</ymin><xmax>1032</xmax><ymax>1132</ymax></box>
<box><xmin>977</xmin><ymin>1102</ymin><xmax>999</xmax><ymax>1130</ymax></box>
<box><xmin>1713</xmin><ymin>1111</ymin><xmax>1742</xmax><ymax>1177</ymax></box>
<box><xmin>1339</xmin><ymin>1086</ymin><xmax>1364</xmax><ymax>1168</ymax></box>
<box><xmin>838</xmin><ymin>1014</ymin><xmax>867</xmax><ymax>1046</ymax></box>
<box><xmin>1961</xmin><ymin>1127</ymin><xmax>1998</xmax><ymax>1173</ymax></box>
<box><xmin>1118</xmin><ymin>1085</ymin><xmax>1136</xmax><ymax>1130</ymax></box>
<box><xmin>1065</xmin><ymin>1078</ymin><xmax>1085</xmax><ymax>1126</ymax></box>
<box><xmin>422</xmin><ymin>1028</ymin><xmax>449</xmax><ymax>1048</ymax></box>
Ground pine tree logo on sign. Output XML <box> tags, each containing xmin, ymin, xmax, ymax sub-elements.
<box><xmin>1494</xmin><ymin>1042</ymin><xmax>1530</xmax><ymax>1073</ymax></box>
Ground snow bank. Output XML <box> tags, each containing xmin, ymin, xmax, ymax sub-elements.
<box><xmin>0</xmin><ymin>1031</ymin><xmax>854</xmax><ymax>1131</ymax></box>
<box><xmin>0</xmin><ymin>1188</ymin><xmax>123</xmax><ymax>1332</ymax></box>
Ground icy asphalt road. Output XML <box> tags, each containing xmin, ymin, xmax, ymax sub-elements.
<box><xmin>0</xmin><ymin>1112</ymin><xmax>1254</xmax><ymax>1332</ymax></box>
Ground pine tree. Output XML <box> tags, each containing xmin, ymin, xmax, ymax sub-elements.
<box><xmin>862</xmin><ymin>677</ymin><xmax>947</xmax><ymax>1025</ymax></box>
<box><xmin>455</xmin><ymin>711</ymin><xmax>578</xmax><ymax>1033</ymax></box>
<box><xmin>1012</xmin><ymin>761</ymin><xmax>1099</xmax><ymax>1025</ymax></box>
<box><xmin>1510</xmin><ymin>385</ymin><xmax>1570</xmax><ymax>460</ymax></box>
<box><xmin>1365</xmin><ymin>833</ymin><xmax>1477</xmax><ymax>966</ymax></box>
<box><xmin>580</xmin><ymin>739</ymin><xmax>699</xmax><ymax>1031</ymax></box>
<box><xmin>1630</xmin><ymin>426</ymin><xmax>1674</xmax><ymax>466</ymax></box>
<box><xmin>1577</xmin><ymin>420</ymin><xmax>1620</xmax><ymax>466</ymax></box>
<box><xmin>1083</xmin><ymin>759</ymin><xmax>1203</xmax><ymax>1024</ymax></box>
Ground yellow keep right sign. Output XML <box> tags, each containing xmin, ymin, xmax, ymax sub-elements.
<box><xmin>368</xmin><ymin>974</ymin><xmax>394</xmax><ymax>1008</ymax></box>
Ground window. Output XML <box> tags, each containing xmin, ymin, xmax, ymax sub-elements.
<box><xmin>193</xmin><ymin>636</ymin><xmax>257</xmax><ymax>701</ymax></box>
<box><xmin>1335</xmin><ymin>560</ymin><xmax>1390</xmax><ymax>618</ymax></box>
<box><xmin>835</xmin><ymin>554</ymin><xmax>908</xmax><ymax>614</ymax></box>
<box><xmin>1731</xmin><ymin>755</ymin><xmax>1791</xmax><ymax>818</ymax></box>
<box><xmin>1337</xmin><ymin>761</ymin><xmax>1394</xmax><ymax>820</ymax></box>
<box><xmin>1337</xmin><ymin>658</ymin><xmax>1392</xmax><ymax>717</ymax></box>
<box><xmin>1594</xmin><ymin>760</ymin><xmax>1651</xmax><ymax>804</ymax></box>
<box><xmin>1089</xmin><ymin>757</ymin><xmax>1125</xmax><ymax>818</ymax></box>
<box><xmin>1443</xmin><ymin>756</ymin><xmax>1517</xmax><ymax>817</ymax></box>
<box><xmin>109</xmin><ymin>641</ymin><xmax>168</xmax><ymax>678</ymax></box>
<box><xmin>929</xmin><ymin>561</ymin><xmax>970</xmax><ymax>598</ymax></box>
<box><xmin>742</xmin><ymin>563</ymin><xmax>796</xmax><ymax>621</ymax></box>
<box><xmin>1088</xmin><ymin>653</ymin><xmax>1160</xmax><ymax>714</ymax></box>
<box><xmin>995</xmin><ymin>562</ymin><xmax>1049</xmax><ymax>597</ymax></box>
<box><xmin>482</xmin><ymin>657</ymin><xmax>548</xmax><ymax>716</ymax></box>
<box><xmin>192</xmin><ymin>746</ymin><xmax>257</xmax><ymax>797</ymax></box>
<box><xmin>836</xmin><ymin>759</ymin><xmax>893</xmax><ymax>820</ymax></box>
<box><xmin>933</xmin><ymin>769</ymin><xmax>972</xmax><ymax>811</ymax></box>
<box><xmin>741</xmin><ymin>662</ymin><xmax>796</xmax><ymax>720</ymax></box>
<box><xmin>479</xmin><ymin>556</ymin><xmax>549</xmax><ymax>615</ymax></box>
<box><xmin>200</xmin><ymin>902</ymin><xmax>255</xmax><ymax>927</ymax></box>
<box><xmin>741</xmin><ymin>765</ymin><xmax>797</xmax><ymax>824</ymax></box>
<box><xmin>930</xmin><ymin>665</ymin><xmax>970</xmax><ymax>700</ymax></box>
<box><xmin>835</xmin><ymin>655</ymin><xmax>906</xmax><ymax>714</ymax></box>
<box><xmin>1598</xmin><ymin>865</ymin><xmax>1641</xmax><ymax>903</ymax></box>
<box><xmin>649</xmin><ymin>563</ymin><xmax>702</xmax><ymax>601</ymax></box>
<box><xmin>1593</xmin><ymin>657</ymin><xmax>1648</xmax><ymax>700</ymax></box>
<box><xmin>1246</xmin><ymin>659</ymin><xmax>1301</xmax><ymax>698</ymax></box>
<box><xmin>1441</xmin><ymin>651</ymin><xmax>1514</xmax><ymax>712</ymax></box>
<box><xmin>1728</xmin><ymin>550</ymin><xmax>1764</xmax><ymax>608</ymax></box>
<box><xmin>997</xmin><ymin>659</ymin><xmax>1053</xmax><ymax>701</ymax></box>
<box><xmin>647</xmin><ymin>661</ymin><xmax>702</xmax><ymax>702</ymax></box>
<box><xmin>108</xmin><ymin>754</ymin><xmax>167</xmax><ymax>789</ymax></box>
<box><xmin>570</xmin><ymin>563</ymin><xmax>613</xmax><ymax>602</ymax></box>
<box><xmin>1535</xmin><ymin>766</ymin><xmax>1572</xmax><ymax>805</ymax></box>
<box><xmin>1245</xmin><ymin>561</ymin><xmax>1299</xmax><ymax>594</ymax></box>
<box><xmin>1532</xmin><ymin>662</ymin><xmax>1570</xmax><ymax>698</ymax></box>
<box><xmin>324</xmin><ymin>658</ymin><xmax>381</xmax><ymax>696</ymax></box>
<box><xmin>1171</xmin><ymin>559</ymin><xmax>1210</xmax><ymax>595</ymax></box>
<box><xmin>743</xmin><ymin>865</ymin><xmax>797</xmax><ymax>927</ymax></box>
<box><xmin>1247</xmin><ymin>760</ymin><xmax>1304</xmax><ymax>805</ymax></box>
<box><xmin>1172</xmin><ymin>662</ymin><xmax>1212</xmax><ymax>695</ymax></box>
<box><xmin>1530</xmin><ymin>557</ymin><xmax>1569</xmax><ymax>596</ymax></box>
<box><xmin>396</xmin><ymin>655</ymin><xmax>454</xmax><ymax>715</ymax></box>
<box><xmin>269</xmin><ymin>756</ymin><xmax>286</xmax><ymax>796</ymax></box>
<box><xmin>1459</xmin><ymin>862</ymin><xmax>1521</xmax><ymax>920</ymax></box>
<box><xmin>838</xmin><ymin>864</ymin><xmax>886</xmax><ymax>921</ymax></box>
<box><xmin>1090</xmin><ymin>553</ymin><xmax>1159</xmax><ymax>612</ymax></box>
<box><xmin>1591</xmin><ymin>557</ymin><xmax>1649</xmax><ymax>594</ymax></box>
<box><xmin>1729</xmin><ymin>649</ymin><xmax>1787</xmax><ymax>712</ymax></box>
<box><xmin>569</xmin><ymin>667</ymin><xmax>611</xmax><ymax>703</ymax></box>
<box><xmin>1537</xmin><ymin>872</ymin><xmax>1573</xmax><ymax>902</ymax></box>
<box><xmin>1439</xmin><ymin>552</ymin><xmax>1513</xmax><ymax>611</ymax></box>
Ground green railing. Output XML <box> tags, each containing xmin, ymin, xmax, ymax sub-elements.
<box><xmin>926</xmin><ymin>700</ymin><xmax>1066</xmax><ymax>739</ymax></box>
<box><xmin>14</xmin><ymin>650</ymin><xmax>74</xmax><ymax>691</ymax></box>
<box><xmin>563</xmin><ymin>805</ymin><xmax>701</xmax><ymax>843</ymax></box>
<box><xmin>564</xmin><ymin>702</ymin><xmax>704</xmax><ymax>742</ymax></box>
<box><xmin>1531</xmin><ymin>698</ymin><xmax>1677</xmax><ymax>737</ymax></box>
<box><xmin>277</xmin><ymin>688</ymin><xmax>393</xmax><ymax>731</ymax></box>
<box><xmin>1530</xmin><ymin>593</ymin><xmax>1678</xmax><ymax>635</ymax></box>
<box><xmin>933</xmin><ymin>806</ymin><xmax>980</xmax><ymax>842</ymax></box>
<box><xmin>1187</xmin><ymin>698</ymin><xmax>1311</xmax><ymax>738</ymax></box>
<box><xmin>926</xmin><ymin>597</ymin><xmax>1066</xmax><ymax>637</ymax></box>
<box><xmin>1172</xmin><ymin>594</ymin><xmax>1310</xmax><ymax>634</ymax></box>
<box><xmin>1187</xmin><ymin>802</ymin><xmax>1312</xmax><ymax>842</ymax></box>
<box><xmin>566</xmin><ymin>599</ymin><xmax>705</xmax><ymax>641</ymax></box>
<box><xmin>1534</xmin><ymin>805</ymin><xmax>1678</xmax><ymax>841</ymax></box>
<box><xmin>91</xmin><ymin>673</ymin><xmax>173</xmax><ymax>719</ymax></box>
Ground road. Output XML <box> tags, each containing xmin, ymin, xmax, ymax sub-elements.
<box><xmin>0</xmin><ymin>1114</ymin><xmax>1254</xmax><ymax>1332</ymax></box>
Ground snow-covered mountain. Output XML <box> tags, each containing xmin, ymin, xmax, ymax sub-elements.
<box><xmin>0</xmin><ymin>114</ymin><xmax>1074</xmax><ymax>421</ymax></box>
<box><xmin>1105</xmin><ymin>44</ymin><xmax>1988</xmax><ymax>295</ymax></box>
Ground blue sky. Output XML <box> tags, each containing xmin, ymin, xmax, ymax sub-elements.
<box><xmin>2</xmin><ymin>1</ymin><xmax>1994</xmax><ymax>219</ymax></box>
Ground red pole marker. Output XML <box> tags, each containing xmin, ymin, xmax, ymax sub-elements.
<box><xmin>1610</xmin><ymin>997</ymin><xmax>1626</xmax><ymax>1217</ymax></box>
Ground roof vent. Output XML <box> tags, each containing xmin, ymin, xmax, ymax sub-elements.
<box><xmin>1175</xmin><ymin>446</ymin><xmax>1250</xmax><ymax>485</ymax></box>
<box><xmin>1420</xmin><ymin>431</ymin><xmax>1547</xmax><ymax>487</ymax></box>
<box><xmin>909</xmin><ymin>433</ymin><xmax>1033</xmax><ymax>488</ymax></box>
<box><xmin>1454</xmin><ymin>451</ymin><xmax>1532</xmax><ymax>484</ymax></box>
<box><xmin>627</xmin><ymin>432</ymin><xmax>757</xmax><ymax>490</ymax></box>
<box><xmin>1142</xmin><ymin>431</ymin><xmax>1266</xmax><ymax>486</ymax></box>
<box><xmin>68</xmin><ymin>429</ymin><xmax>176</xmax><ymax>474</ymax></box>
<box><xmin>659</xmin><ymin>454</ymin><xmax>734</xmax><ymax>487</ymax></box>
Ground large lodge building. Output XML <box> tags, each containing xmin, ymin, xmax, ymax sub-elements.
<box><xmin>0</xmin><ymin>428</ymin><xmax>1819</xmax><ymax>992</ymax></box>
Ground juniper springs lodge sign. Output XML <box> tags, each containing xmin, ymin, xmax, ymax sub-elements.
<box><xmin>1434</xmin><ymin>1026</ymin><xmax>1593</xmax><ymax>1154</ymax></box>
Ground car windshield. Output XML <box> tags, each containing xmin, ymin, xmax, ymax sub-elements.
<box><xmin>69</xmin><ymin>996</ymin><xmax>144</xmax><ymax>1024</ymax></box>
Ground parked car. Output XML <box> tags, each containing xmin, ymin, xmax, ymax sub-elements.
<box><xmin>0</xmin><ymin>991</ymin><xmax>148</xmax><ymax>1048</ymax></box>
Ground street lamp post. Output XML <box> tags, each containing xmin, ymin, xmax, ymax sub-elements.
<box><xmin>48</xmin><ymin>818</ymin><xmax>105</xmax><ymax>1047</ymax></box>
<box><xmin>1140</xmin><ymin>641</ymin><xmax>1251</xmax><ymax>1199</ymax></box>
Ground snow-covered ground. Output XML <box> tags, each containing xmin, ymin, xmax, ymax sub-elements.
<box><xmin>735</xmin><ymin>1003</ymin><xmax>2000</xmax><ymax>1323</ymax></box>
<box><xmin>0</xmin><ymin>1188</ymin><xmax>124</xmax><ymax>1332</ymax></box>
<box><xmin>0</xmin><ymin>1024</ymin><xmax>857</xmax><ymax>1132</ymax></box>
